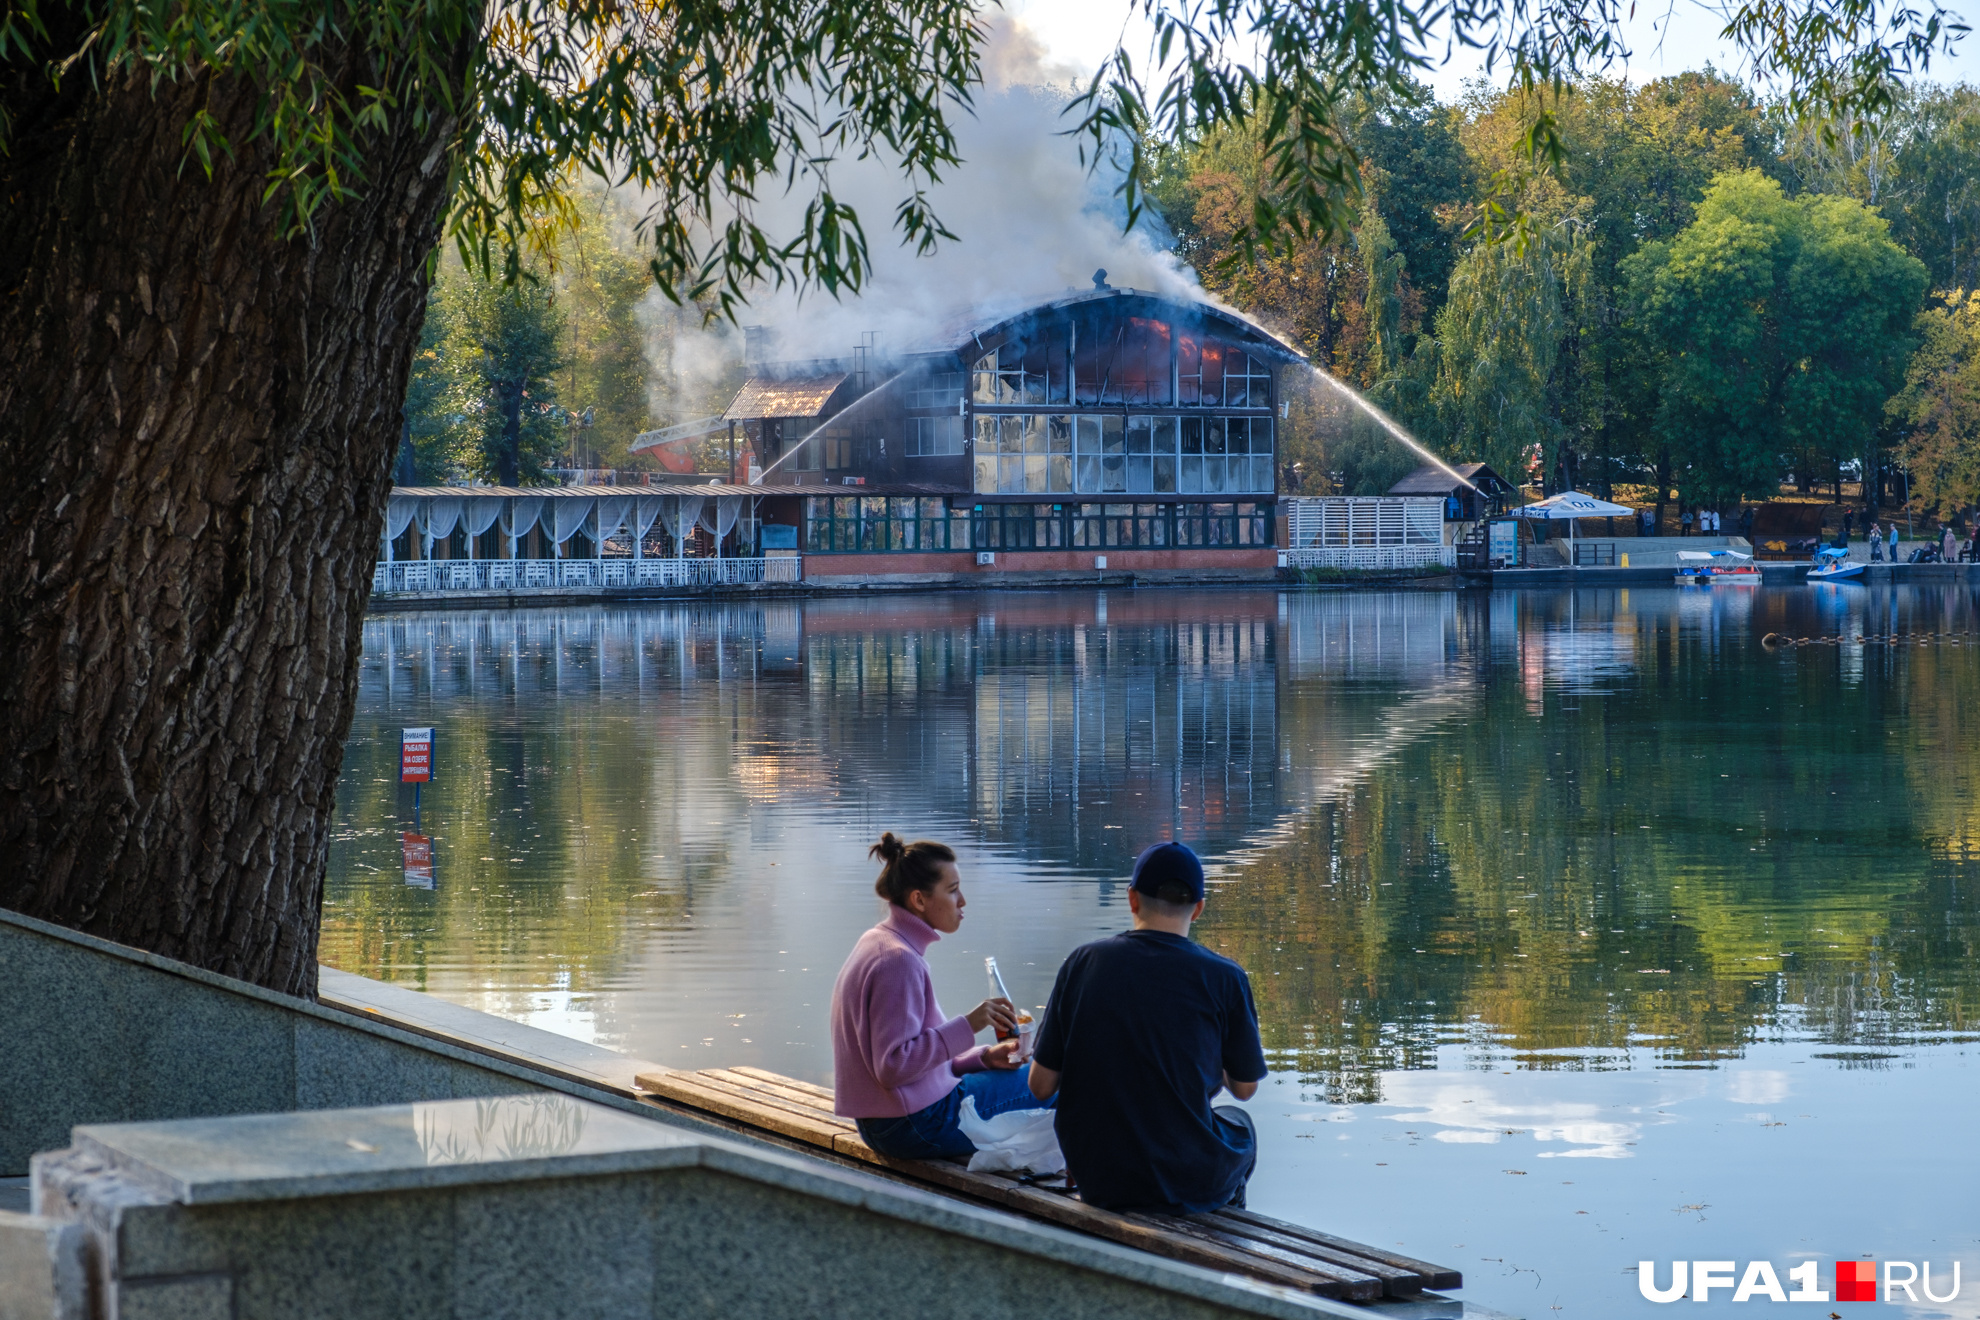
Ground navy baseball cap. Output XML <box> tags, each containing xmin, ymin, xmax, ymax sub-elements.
<box><xmin>1131</xmin><ymin>841</ymin><xmax>1205</xmax><ymax>903</ymax></box>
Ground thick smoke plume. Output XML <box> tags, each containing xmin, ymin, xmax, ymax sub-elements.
<box><xmin>650</xmin><ymin>16</ymin><xmax>1204</xmax><ymax>413</ymax></box>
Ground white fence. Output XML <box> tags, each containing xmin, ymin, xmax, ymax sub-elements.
<box><xmin>1286</xmin><ymin>496</ymin><xmax>1445</xmax><ymax>550</ymax></box>
<box><xmin>371</xmin><ymin>557</ymin><xmax>800</xmax><ymax>595</ymax></box>
<box><xmin>1279</xmin><ymin>545</ymin><xmax>1455</xmax><ymax>570</ymax></box>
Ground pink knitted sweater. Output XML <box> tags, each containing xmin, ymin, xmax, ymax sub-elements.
<box><xmin>829</xmin><ymin>905</ymin><xmax>988</xmax><ymax>1117</ymax></box>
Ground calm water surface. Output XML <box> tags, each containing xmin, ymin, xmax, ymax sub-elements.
<box><xmin>325</xmin><ymin>586</ymin><xmax>1980</xmax><ymax>1317</ymax></box>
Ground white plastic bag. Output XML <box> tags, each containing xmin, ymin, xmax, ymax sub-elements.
<box><xmin>957</xmin><ymin>1095</ymin><xmax>1064</xmax><ymax>1174</ymax></box>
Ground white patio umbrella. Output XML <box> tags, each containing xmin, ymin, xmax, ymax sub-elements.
<box><xmin>1510</xmin><ymin>490</ymin><xmax>1636</xmax><ymax>564</ymax></box>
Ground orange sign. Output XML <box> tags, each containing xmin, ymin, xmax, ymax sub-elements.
<box><xmin>400</xmin><ymin>727</ymin><xmax>433</xmax><ymax>783</ymax></box>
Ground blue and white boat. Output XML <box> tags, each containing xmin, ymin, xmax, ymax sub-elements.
<box><xmin>1674</xmin><ymin>549</ymin><xmax>1760</xmax><ymax>584</ymax></box>
<box><xmin>1807</xmin><ymin>547</ymin><xmax>1866</xmax><ymax>583</ymax></box>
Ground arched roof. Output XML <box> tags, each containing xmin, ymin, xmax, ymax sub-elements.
<box><xmin>953</xmin><ymin>286</ymin><xmax>1306</xmax><ymax>366</ymax></box>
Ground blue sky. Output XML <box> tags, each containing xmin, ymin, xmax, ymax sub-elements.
<box><xmin>1004</xmin><ymin>0</ymin><xmax>1979</xmax><ymax>103</ymax></box>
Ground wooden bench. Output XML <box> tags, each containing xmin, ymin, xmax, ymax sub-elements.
<box><xmin>634</xmin><ymin>1066</ymin><xmax>1459</xmax><ymax>1304</ymax></box>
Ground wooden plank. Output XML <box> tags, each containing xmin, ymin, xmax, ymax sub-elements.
<box><xmin>701</xmin><ymin>1069</ymin><xmax>846</xmax><ymax>1120</ymax></box>
<box><xmin>1215</xmin><ymin>1209</ymin><xmax>1463</xmax><ymax>1291</ymax></box>
<box><xmin>697</xmin><ymin>1068</ymin><xmax>842</xmax><ymax>1114</ymax></box>
<box><xmin>1010</xmin><ymin>1192</ymin><xmax>1347</xmax><ymax>1298</ymax></box>
<box><xmin>730</xmin><ymin>1065</ymin><xmax>836</xmax><ymax>1102</ymax></box>
<box><xmin>1184</xmin><ymin>1215</ymin><xmax>1425</xmax><ymax>1294</ymax></box>
<box><xmin>639</xmin><ymin>1073</ymin><xmax>849</xmax><ymax>1147</ymax></box>
<box><xmin>1124</xmin><ymin>1214</ymin><xmax>1381</xmax><ymax>1301</ymax></box>
<box><xmin>666</xmin><ymin>1070</ymin><xmax>858</xmax><ymax>1135</ymax></box>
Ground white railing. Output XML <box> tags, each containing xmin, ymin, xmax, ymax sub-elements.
<box><xmin>371</xmin><ymin>557</ymin><xmax>800</xmax><ymax>595</ymax></box>
<box><xmin>1279</xmin><ymin>545</ymin><xmax>1455</xmax><ymax>570</ymax></box>
<box><xmin>1286</xmin><ymin>497</ymin><xmax>1445</xmax><ymax>550</ymax></box>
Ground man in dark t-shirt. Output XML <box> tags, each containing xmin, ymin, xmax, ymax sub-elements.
<box><xmin>1028</xmin><ymin>841</ymin><xmax>1268</xmax><ymax>1214</ymax></box>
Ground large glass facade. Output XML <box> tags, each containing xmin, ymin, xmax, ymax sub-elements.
<box><xmin>803</xmin><ymin>499</ymin><xmax>1275</xmax><ymax>553</ymax></box>
<box><xmin>971</xmin><ymin>413</ymin><xmax>1273</xmax><ymax>495</ymax></box>
<box><xmin>803</xmin><ymin>497</ymin><xmax>971</xmax><ymax>552</ymax></box>
<box><xmin>967</xmin><ymin>317</ymin><xmax>1274</xmax><ymax>409</ymax></box>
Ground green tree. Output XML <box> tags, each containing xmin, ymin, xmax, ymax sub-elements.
<box><xmin>1887</xmin><ymin>87</ymin><xmax>1980</xmax><ymax>291</ymax></box>
<box><xmin>459</xmin><ymin>279</ymin><xmax>568</xmax><ymax>486</ymax></box>
<box><xmin>404</xmin><ymin>262</ymin><xmax>567</xmax><ymax>484</ymax></box>
<box><xmin>1349</xmin><ymin>85</ymin><xmax>1475</xmax><ymax>325</ymax></box>
<box><xmin>1626</xmin><ymin>169</ymin><xmax>1929</xmax><ymax>504</ymax></box>
<box><xmin>1787</xmin><ymin>84</ymin><xmax>1980</xmax><ymax>293</ymax></box>
<box><xmin>1417</xmin><ymin>230</ymin><xmax>1566</xmax><ymax>484</ymax></box>
<box><xmin>399</xmin><ymin>294</ymin><xmax>459</xmax><ymax>485</ymax></box>
<box><xmin>1450</xmin><ymin>73</ymin><xmax>1779</xmax><ymax>495</ymax></box>
<box><xmin>1890</xmin><ymin>290</ymin><xmax>1980</xmax><ymax>516</ymax></box>
<box><xmin>551</xmin><ymin>196</ymin><xmax>660</xmax><ymax>471</ymax></box>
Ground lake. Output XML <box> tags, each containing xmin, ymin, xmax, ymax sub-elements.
<box><xmin>324</xmin><ymin>584</ymin><xmax>1980</xmax><ymax>1317</ymax></box>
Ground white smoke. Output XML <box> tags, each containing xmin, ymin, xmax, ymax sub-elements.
<box><xmin>648</xmin><ymin>14</ymin><xmax>1204</xmax><ymax>408</ymax></box>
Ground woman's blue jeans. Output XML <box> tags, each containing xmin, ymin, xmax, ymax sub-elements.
<box><xmin>856</xmin><ymin>1066</ymin><xmax>1053</xmax><ymax>1159</ymax></box>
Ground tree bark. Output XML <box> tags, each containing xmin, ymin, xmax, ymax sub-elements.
<box><xmin>0</xmin><ymin>42</ymin><xmax>464</xmax><ymax>996</ymax></box>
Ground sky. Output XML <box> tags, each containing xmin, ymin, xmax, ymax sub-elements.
<box><xmin>1003</xmin><ymin>0</ymin><xmax>1980</xmax><ymax>102</ymax></box>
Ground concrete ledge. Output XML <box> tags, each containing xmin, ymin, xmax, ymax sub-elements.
<box><xmin>314</xmin><ymin>967</ymin><xmax>655</xmax><ymax>1098</ymax></box>
<box><xmin>0</xmin><ymin>908</ymin><xmax>683</xmax><ymax>1174</ymax></box>
<box><xmin>32</xmin><ymin>1098</ymin><xmax>1395</xmax><ymax>1320</ymax></box>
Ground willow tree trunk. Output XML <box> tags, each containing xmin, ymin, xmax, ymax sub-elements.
<box><xmin>0</xmin><ymin>47</ymin><xmax>462</xmax><ymax>996</ymax></box>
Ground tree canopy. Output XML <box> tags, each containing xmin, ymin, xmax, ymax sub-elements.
<box><xmin>1627</xmin><ymin>170</ymin><xmax>1928</xmax><ymax>502</ymax></box>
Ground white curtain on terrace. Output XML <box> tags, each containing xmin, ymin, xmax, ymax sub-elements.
<box><xmin>632</xmin><ymin>496</ymin><xmax>667</xmax><ymax>558</ymax></box>
<box><xmin>698</xmin><ymin>496</ymin><xmax>743</xmax><ymax>557</ymax></box>
<box><xmin>663</xmin><ymin>495</ymin><xmax>705</xmax><ymax>552</ymax></box>
<box><xmin>462</xmin><ymin>497</ymin><xmax>504</xmax><ymax>558</ymax></box>
<box><xmin>502</xmin><ymin>496</ymin><xmax>545</xmax><ymax>559</ymax></box>
<box><xmin>421</xmin><ymin>497</ymin><xmax>464</xmax><ymax>558</ymax></box>
<box><xmin>595</xmin><ymin>495</ymin><xmax>635</xmax><ymax>549</ymax></box>
<box><xmin>548</xmin><ymin>496</ymin><xmax>596</xmax><ymax>548</ymax></box>
<box><xmin>381</xmin><ymin>496</ymin><xmax>421</xmax><ymax>562</ymax></box>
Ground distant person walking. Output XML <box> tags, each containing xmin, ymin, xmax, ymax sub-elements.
<box><xmin>1870</xmin><ymin>522</ymin><xmax>1884</xmax><ymax>562</ymax></box>
<box><xmin>1842</xmin><ymin>508</ymin><xmax>1855</xmax><ymax>544</ymax></box>
<box><xmin>1943</xmin><ymin>526</ymin><xmax>1957</xmax><ymax>563</ymax></box>
<box><xmin>1639</xmin><ymin>507</ymin><xmax>1656</xmax><ymax>538</ymax></box>
<box><xmin>1681</xmin><ymin>509</ymin><xmax>1693</xmax><ymax>536</ymax></box>
<box><xmin>1740</xmin><ymin>507</ymin><xmax>1755</xmax><ymax>539</ymax></box>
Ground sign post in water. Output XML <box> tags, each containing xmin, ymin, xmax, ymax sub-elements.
<box><xmin>400</xmin><ymin>727</ymin><xmax>434</xmax><ymax>821</ymax></box>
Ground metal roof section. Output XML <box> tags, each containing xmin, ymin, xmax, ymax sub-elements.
<box><xmin>954</xmin><ymin>287</ymin><xmax>1307</xmax><ymax>366</ymax></box>
<box><xmin>723</xmin><ymin>372</ymin><xmax>850</xmax><ymax>421</ymax></box>
<box><xmin>750</xmin><ymin>482</ymin><xmax>970</xmax><ymax>497</ymax></box>
<box><xmin>1386</xmin><ymin>462</ymin><xmax>1515</xmax><ymax>497</ymax></box>
<box><xmin>388</xmin><ymin>483</ymin><xmax>770</xmax><ymax>499</ymax></box>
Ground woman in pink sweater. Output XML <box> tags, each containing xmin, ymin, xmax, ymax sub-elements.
<box><xmin>830</xmin><ymin>833</ymin><xmax>1054</xmax><ymax>1158</ymax></box>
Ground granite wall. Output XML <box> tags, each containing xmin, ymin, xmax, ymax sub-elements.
<box><xmin>20</xmin><ymin>1097</ymin><xmax>1368</xmax><ymax>1320</ymax></box>
<box><xmin>0</xmin><ymin>910</ymin><xmax>606</xmax><ymax>1175</ymax></box>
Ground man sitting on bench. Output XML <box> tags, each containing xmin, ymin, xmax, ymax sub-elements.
<box><xmin>1027</xmin><ymin>841</ymin><xmax>1267</xmax><ymax>1213</ymax></box>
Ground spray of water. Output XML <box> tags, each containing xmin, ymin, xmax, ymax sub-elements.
<box><xmin>1307</xmin><ymin>366</ymin><xmax>1476</xmax><ymax>492</ymax></box>
<box><xmin>752</xmin><ymin>372</ymin><xmax>911</xmax><ymax>484</ymax></box>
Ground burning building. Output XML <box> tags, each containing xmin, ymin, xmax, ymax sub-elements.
<box><xmin>730</xmin><ymin>279</ymin><xmax>1302</xmax><ymax>585</ymax></box>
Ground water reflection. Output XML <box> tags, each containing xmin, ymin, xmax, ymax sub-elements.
<box><xmin>327</xmin><ymin>585</ymin><xmax>1980</xmax><ymax>1083</ymax></box>
<box><xmin>326</xmin><ymin>584</ymin><xmax>1980</xmax><ymax>1316</ymax></box>
<box><xmin>416</xmin><ymin>1094</ymin><xmax>590</xmax><ymax>1165</ymax></box>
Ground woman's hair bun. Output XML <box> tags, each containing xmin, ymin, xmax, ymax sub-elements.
<box><xmin>869</xmin><ymin>833</ymin><xmax>956</xmax><ymax>905</ymax></box>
